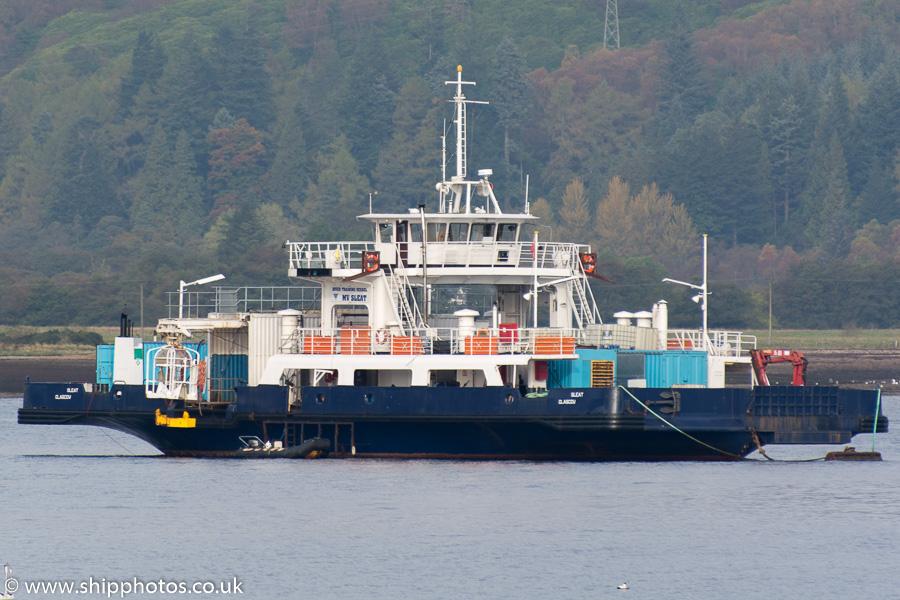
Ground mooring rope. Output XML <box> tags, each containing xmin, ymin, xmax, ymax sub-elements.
<box><xmin>872</xmin><ymin>388</ymin><xmax>882</xmax><ymax>453</ymax></box>
<box><xmin>616</xmin><ymin>386</ymin><xmax>744</xmax><ymax>459</ymax></box>
<box><xmin>616</xmin><ymin>385</ymin><xmax>828</xmax><ymax>462</ymax></box>
<box><xmin>99</xmin><ymin>427</ymin><xmax>137</xmax><ymax>456</ymax></box>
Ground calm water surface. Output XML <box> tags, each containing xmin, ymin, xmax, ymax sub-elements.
<box><xmin>2</xmin><ymin>397</ymin><xmax>898</xmax><ymax>599</ymax></box>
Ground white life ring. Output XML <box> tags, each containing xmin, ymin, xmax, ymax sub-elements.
<box><xmin>375</xmin><ymin>329</ymin><xmax>388</xmax><ymax>344</ymax></box>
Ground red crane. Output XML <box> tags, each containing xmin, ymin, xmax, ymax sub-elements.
<box><xmin>750</xmin><ymin>349</ymin><xmax>808</xmax><ymax>386</ymax></box>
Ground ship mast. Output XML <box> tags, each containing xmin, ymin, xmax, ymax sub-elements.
<box><xmin>437</xmin><ymin>66</ymin><xmax>497</xmax><ymax>214</ymax></box>
<box><xmin>451</xmin><ymin>65</ymin><xmax>473</xmax><ymax>180</ymax></box>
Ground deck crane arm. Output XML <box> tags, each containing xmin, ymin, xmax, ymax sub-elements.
<box><xmin>749</xmin><ymin>349</ymin><xmax>808</xmax><ymax>386</ymax></box>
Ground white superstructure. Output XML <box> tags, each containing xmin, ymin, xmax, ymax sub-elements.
<box><xmin>144</xmin><ymin>67</ymin><xmax>756</xmax><ymax>403</ymax></box>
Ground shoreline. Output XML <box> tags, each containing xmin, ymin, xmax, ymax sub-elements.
<box><xmin>3</xmin><ymin>349</ymin><xmax>899</xmax><ymax>397</ymax></box>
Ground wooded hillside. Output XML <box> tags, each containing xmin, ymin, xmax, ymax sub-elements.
<box><xmin>1</xmin><ymin>0</ymin><xmax>900</xmax><ymax>329</ymax></box>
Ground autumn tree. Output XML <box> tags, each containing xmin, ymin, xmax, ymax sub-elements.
<box><xmin>595</xmin><ymin>177</ymin><xmax>697</xmax><ymax>272</ymax></box>
<box><xmin>543</xmin><ymin>79</ymin><xmax>644</xmax><ymax>200</ymax></box>
<box><xmin>558</xmin><ymin>178</ymin><xmax>590</xmax><ymax>242</ymax></box>
<box><xmin>530</xmin><ymin>197</ymin><xmax>553</xmax><ymax>225</ymax></box>
<box><xmin>206</xmin><ymin>118</ymin><xmax>267</xmax><ymax>220</ymax></box>
<box><xmin>283</xmin><ymin>0</ymin><xmax>333</xmax><ymax>56</ymax></box>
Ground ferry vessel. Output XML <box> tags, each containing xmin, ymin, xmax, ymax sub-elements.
<box><xmin>19</xmin><ymin>68</ymin><xmax>887</xmax><ymax>459</ymax></box>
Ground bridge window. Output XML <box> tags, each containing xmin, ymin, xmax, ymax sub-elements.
<box><xmin>448</xmin><ymin>223</ymin><xmax>468</xmax><ymax>242</ymax></box>
<box><xmin>427</xmin><ymin>223</ymin><xmax>469</xmax><ymax>242</ymax></box>
<box><xmin>497</xmin><ymin>223</ymin><xmax>517</xmax><ymax>242</ymax></box>
<box><xmin>379</xmin><ymin>222</ymin><xmax>393</xmax><ymax>243</ymax></box>
<box><xmin>427</xmin><ymin>222</ymin><xmax>444</xmax><ymax>242</ymax></box>
<box><xmin>472</xmin><ymin>223</ymin><xmax>494</xmax><ymax>240</ymax></box>
<box><xmin>411</xmin><ymin>223</ymin><xmax>423</xmax><ymax>242</ymax></box>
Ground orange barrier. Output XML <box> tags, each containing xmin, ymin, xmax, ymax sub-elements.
<box><xmin>463</xmin><ymin>335</ymin><xmax>498</xmax><ymax>355</ymax></box>
<box><xmin>340</xmin><ymin>327</ymin><xmax>371</xmax><ymax>355</ymax></box>
<box><xmin>391</xmin><ymin>336</ymin><xmax>424</xmax><ymax>355</ymax></box>
<box><xmin>534</xmin><ymin>336</ymin><xmax>576</xmax><ymax>355</ymax></box>
<box><xmin>303</xmin><ymin>335</ymin><xmax>336</xmax><ymax>354</ymax></box>
<box><xmin>667</xmin><ymin>339</ymin><xmax>694</xmax><ymax>350</ymax></box>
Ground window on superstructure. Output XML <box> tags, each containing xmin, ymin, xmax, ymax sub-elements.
<box><xmin>448</xmin><ymin>223</ymin><xmax>468</xmax><ymax>242</ymax></box>
<box><xmin>497</xmin><ymin>223</ymin><xmax>517</xmax><ymax>242</ymax></box>
<box><xmin>379</xmin><ymin>222</ymin><xmax>393</xmax><ymax>243</ymax></box>
<box><xmin>427</xmin><ymin>222</ymin><xmax>444</xmax><ymax>242</ymax></box>
<box><xmin>471</xmin><ymin>223</ymin><xmax>494</xmax><ymax>240</ymax></box>
<box><xmin>410</xmin><ymin>223</ymin><xmax>423</xmax><ymax>243</ymax></box>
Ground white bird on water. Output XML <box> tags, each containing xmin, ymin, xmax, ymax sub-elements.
<box><xmin>617</xmin><ymin>583</ymin><xmax>629</xmax><ymax>590</ymax></box>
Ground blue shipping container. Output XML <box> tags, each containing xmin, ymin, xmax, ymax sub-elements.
<box><xmin>644</xmin><ymin>351</ymin><xmax>707</xmax><ymax>387</ymax></box>
<box><xmin>548</xmin><ymin>349</ymin><xmax>618</xmax><ymax>388</ymax></box>
<box><xmin>208</xmin><ymin>354</ymin><xmax>248</xmax><ymax>403</ymax></box>
<box><xmin>96</xmin><ymin>345</ymin><xmax>114</xmax><ymax>385</ymax></box>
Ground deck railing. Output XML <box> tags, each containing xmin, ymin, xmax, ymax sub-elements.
<box><xmin>288</xmin><ymin>242</ymin><xmax>376</xmax><ymax>271</ymax></box>
<box><xmin>666</xmin><ymin>329</ymin><xmax>756</xmax><ymax>357</ymax></box>
<box><xmin>283</xmin><ymin>326</ymin><xmax>580</xmax><ymax>357</ymax></box>
<box><xmin>282</xmin><ymin>327</ymin><xmax>757</xmax><ymax>358</ymax></box>
<box><xmin>286</xmin><ymin>240</ymin><xmax>591</xmax><ymax>271</ymax></box>
<box><xmin>167</xmin><ymin>285</ymin><xmax>322</xmax><ymax>318</ymax></box>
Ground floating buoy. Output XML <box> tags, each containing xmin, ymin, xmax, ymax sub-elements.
<box><xmin>824</xmin><ymin>446</ymin><xmax>882</xmax><ymax>461</ymax></box>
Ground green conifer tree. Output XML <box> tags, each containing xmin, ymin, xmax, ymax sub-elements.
<box><xmin>654</xmin><ymin>2</ymin><xmax>708</xmax><ymax>139</ymax></box>
<box><xmin>119</xmin><ymin>31</ymin><xmax>166</xmax><ymax>114</ymax></box>
<box><xmin>373</xmin><ymin>77</ymin><xmax>439</xmax><ymax>212</ymax></box>
<box><xmin>211</xmin><ymin>20</ymin><xmax>276</xmax><ymax>129</ymax></box>
<box><xmin>808</xmin><ymin>133</ymin><xmax>854</xmax><ymax>258</ymax></box>
<box><xmin>267</xmin><ymin>107</ymin><xmax>309</xmax><ymax>207</ymax></box>
<box><xmin>491</xmin><ymin>38</ymin><xmax>531</xmax><ymax>170</ymax></box>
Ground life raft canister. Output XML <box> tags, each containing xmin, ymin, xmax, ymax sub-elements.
<box><xmin>363</xmin><ymin>250</ymin><xmax>381</xmax><ymax>273</ymax></box>
<box><xmin>579</xmin><ymin>252</ymin><xmax>597</xmax><ymax>275</ymax></box>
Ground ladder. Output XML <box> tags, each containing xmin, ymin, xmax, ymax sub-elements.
<box><xmin>382</xmin><ymin>269</ymin><xmax>424</xmax><ymax>334</ymax></box>
<box><xmin>569</xmin><ymin>266</ymin><xmax>600</xmax><ymax>328</ymax></box>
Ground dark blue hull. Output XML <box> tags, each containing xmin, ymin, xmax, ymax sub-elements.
<box><xmin>19</xmin><ymin>382</ymin><xmax>887</xmax><ymax>460</ymax></box>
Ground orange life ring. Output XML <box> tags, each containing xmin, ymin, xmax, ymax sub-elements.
<box><xmin>363</xmin><ymin>251</ymin><xmax>380</xmax><ymax>273</ymax></box>
<box><xmin>477</xmin><ymin>329</ymin><xmax>490</xmax><ymax>337</ymax></box>
<box><xmin>375</xmin><ymin>329</ymin><xmax>388</xmax><ymax>344</ymax></box>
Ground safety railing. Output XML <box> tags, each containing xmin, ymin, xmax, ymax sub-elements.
<box><xmin>167</xmin><ymin>285</ymin><xmax>322</xmax><ymax>318</ymax></box>
<box><xmin>288</xmin><ymin>242</ymin><xmax>376</xmax><ymax>271</ymax></box>
<box><xmin>666</xmin><ymin>330</ymin><xmax>756</xmax><ymax>357</ymax></box>
<box><xmin>286</xmin><ymin>240</ymin><xmax>591</xmax><ymax>271</ymax></box>
<box><xmin>282</xmin><ymin>326</ymin><xmax>581</xmax><ymax>357</ymax></box>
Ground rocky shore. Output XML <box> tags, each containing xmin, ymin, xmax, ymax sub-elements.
<box><xmin>2</xmin><ymin>350</ymin><xmax>899</xmax><ymax>397</ymax></box>
<box><xmin>785</xmin><ymin>349</ymin><xmax>900</xmax><ymax>392</ymax></box>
